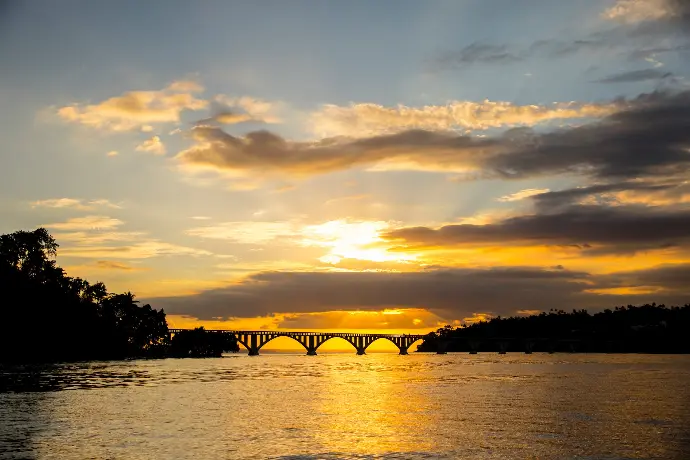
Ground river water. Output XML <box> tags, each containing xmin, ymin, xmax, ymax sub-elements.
<box><xmin>1</xmin><ymin>353</ymin><xmax>689</xmax><ymax>459</ymax></box>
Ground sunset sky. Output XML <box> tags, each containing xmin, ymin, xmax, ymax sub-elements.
<box><xmin>2</xmin><ymin>0</ymin><xmax>689</xmax><ymax>347</ymax></box>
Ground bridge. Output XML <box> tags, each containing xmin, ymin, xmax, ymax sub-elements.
<box><xmin>168</xmin><ymin>329</ymin><xmax>426</xmax><ymax>356</ymax></box>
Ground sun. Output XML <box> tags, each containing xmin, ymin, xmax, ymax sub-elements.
<box><xmin>301</xmin><ymin>219</ymin><xmax>416</xmax><ymax>265</ymax></box>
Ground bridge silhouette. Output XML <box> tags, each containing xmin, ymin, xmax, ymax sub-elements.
<box><xmin>169</xmin><ymin>329</ymin><xmax>425</xmax><ymax>356</ymax></box>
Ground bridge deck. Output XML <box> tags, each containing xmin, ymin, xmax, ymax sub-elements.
<box><xmin>168</xmin><ymin>329</ymin><xmax>426</xmax><ymax>339</ymax></box>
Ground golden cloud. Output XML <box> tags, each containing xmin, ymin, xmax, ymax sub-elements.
<box><xmin>214</xmin><ymin>95</ymin><xmax>284</xmax><ymax>124</ymax></box>
<box><xmin>497</xmin><ymin>188</ymin><xmax>550</xmax><ymax>202</ymax></box>
<box><xmin>59</xmin><ymin>241</ymin><xmax>212</xmax><ymax>259</ymax></box>
<box><xmin>186</xmin><ymin>221</ymin><xmax>299</xmax><ymax>244</ymax></box>
<box><xmin>94</xmin><ymin>260</ymin><xmax>144</xmax><ymax>271</ymax></box>
<box><xmin>602</xmin><ymin>0</ymin><xmax>676</xmax><ymax>23</ymax></box>
<box><xmin>308</xmin><ymin>99</ymin><xmax>622</xmax><ymax>137</ymax></box>
<box><xmin>136</xmin><ymin>135</ymin><xmax>166</xmax><ymax>155</ymax></box>
<box><xmin>31</xmin><ymin>198</ymin><xmax>121</xmax><ymax>210</ymax></box>
<box><xmin>45</xmin><ymin>216</ymin><xmax>124</xmax><ymax>231</ymax></box>
<box><xmin>57</xmin><ymin>80</ymin><xmax>207</xmax><ymax>131</ymax></box>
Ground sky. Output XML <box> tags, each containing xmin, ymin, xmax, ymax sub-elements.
<box><xmin>1</xmin><ymin>0</ymin><xmax>690</xmax><ymax>348</ymax></box>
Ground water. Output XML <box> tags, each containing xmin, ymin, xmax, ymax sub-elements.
<box><xmin>1</xmin><ymin>353</ymin><xmax>689</xmax><ymax>459</ymax></box>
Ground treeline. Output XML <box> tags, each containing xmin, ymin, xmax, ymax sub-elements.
<box><xmin>0</xmin><ymin>228</ymin><xmax>238</xmax><ymax>363</ymax></box>
<box><xmin>417</xmin><ymin>305</ymin><xmax>690</xmax><ymax>353</ymax></box>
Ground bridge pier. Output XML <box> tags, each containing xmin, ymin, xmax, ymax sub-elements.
<box><xmin>390</xmin><ymin>335</ymin><xmax>418</xmax><ymax>355</ymax></box>
<box><xmin>236</xmin><ymin>332</ymin><xmax>281</xmax><ymax>356</ymax></box>
<box><xmin>305</xmin><ymin>335</ymin><xmax>318</xmax><ymax>356</ymax></box>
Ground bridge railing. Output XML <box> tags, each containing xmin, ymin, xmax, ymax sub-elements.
<box><xmin>168</xmin><ymin>329</ymin><xmax>426</xmax><ymax>339</ymax></box>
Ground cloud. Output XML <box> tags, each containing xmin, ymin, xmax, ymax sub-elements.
<box><xmin>166</xmin><ymin>80</ymin><xmax>204</xmax><ymax>93</ymax></box>
<box><xmin>596</xmin><ymin>263</ymin><xmax>690</xmax><ymax>292</ymax></box>
<box><xmin>135</xmin><ymin>135</ymin><xmax>166</xmax><ymax>155</ymax></box>
<box><xmin>177</xmin><ymin>90</ymin><xmax>690</xmax><ymax>182</ymax></box>
<box><xmin>145</xmin><ymin>264</ymin><xmax>690</xmax><ymax>320</ymax></box>
<box><xmin>193</xmin><ymin>95</ymin><xmax>283</xmax><ymax>126</ymax></box>
<box><xmin>186</xmin><ymin>221</ymin><xmax>299</xmax><ymax>244</ymax></box>
<box><xmin>383</xmin><ymin>203</ymin><xmax>690</xmax><ymax>255</ymax></box>
<box><xmin>45</xmin><ymin>217</ymin><xmax>212</xmax><ymax>260</ymax></box>
<box><xmin>602</xmin><ymin>0</ymin><xmax>680</xmax><ymax>23</ymax></box>
<box><xmin>628</xmin><ymin>44</ymin><xmax>690</xmax><ymax>61</ymax></box>
<box><xmin>31</xmin><ymin>198</ymin><xmax>121</xmax><ymax>211</ymax></box>
<box><xmin>308</xmin><ymin>100</ymin><xmax>622</xmax><ymax>137</ymax></box>
<box><xmin>323</xmin><ymin>194</ymin><xmax>370</xmax><ymax>205</ymax></box>
<box><xmin>57</xmin><ymin>81</ymin><xmax>207</xmax><ymax>131</ymax></box>
<box><xmin>275</xmin><ymin>308</ymin><xmax>444</xmax><ymax>330</ymax></box>
<box><xmin>532</xmin><ymin>181</ymin><xmax>690</xmax><ymax>209</ymax></box>
<box><xmin>430</xmin><ymin>42</ymin><xmax>522</xmax><ymax>69</ymax></box>
<box><xmin>595</xmin><ymin>68</ymin><xmax>673</xmax><ymax>83</ymax></box>
<box><xmin>52</xmin><ymin>231</ymin><xmax>146</xmax><ymax>244</ymax></box>
<box><xmin>497</xmin><ymin>188</ymin><xmax>550</xmax><ymax>202</ymax></box>
<box><xmin>107</xmin><ymin>150</ymin><xmax>118</xmax><ymax>157</ymax></box>
<box><xmin>481</xmin><ymin>90</ymin><xmax>690</xmax><ymax>181</ymax></box>
<box><xmin>94</xmin><ymin>260</ymin><xmax>143</xmax><ymax>271</ymax></box>
<box><xmin>44</xmin><ymin>216</ymin><xmax>124</xmax><ymax>231</ymax></box>
<box><xmin>60</xmin><ymin>241</ymin><xmax>212</xmax><ymax>259</ymax></box>
<box><xmin>432</xmin><ymin>3</ymin><xmax>689</xmax><ymax>73</ymax></box>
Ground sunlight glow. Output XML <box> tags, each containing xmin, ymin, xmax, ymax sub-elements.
<box><xmin>301</xmin><ymin>219</ymin><xmax>417</xmax><ymax>265</ymax></box>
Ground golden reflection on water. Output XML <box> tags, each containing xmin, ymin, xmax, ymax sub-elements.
<box><xmin>1</xmin><ymin>354</ymin><xmax>689</xmax><ymax>459</ymax></box>
<box><xmin>315</xmin><ymin>356</ymin><xmax>436</xmax><ymax>455</ymax></box>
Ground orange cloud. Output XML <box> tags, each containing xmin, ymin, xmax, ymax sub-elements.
<box><xmin>57</xmin><ymin>80</ymin><xmax>206</xmax><ymax>131</ymax></box>
<box><xmin>602</xmin><ymin>0</ymin><xmax>677</xmax><ymax>23</ymax></box>
<box><xmin>497</xmin><ymin>188</ymin><xmax>550</xmax><ymax>202</ymax></box>
<box><xmin>45</xmin><ymin>216</ymin><xmax>124</xmax><ymax>231</ymax></box>
<box><xmin>31</xmin><ymin>198</ymin><xmax>121</xmax><ymax>211</ymax></box>
<box><xmin>136</xmin><ymin>135</ymin><xmax>166</xmax><ymax>155</ymax></box>
<box><xmin>309</xmin><ymin>99</ymin><xmax>622</xmax><ymax>137</ymax></box>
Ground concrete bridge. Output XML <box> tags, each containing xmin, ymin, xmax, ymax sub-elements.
<box><xmin>168</xmin><ymin>329</ymin><xmax>425</xmax><ymax>356</ymax></box>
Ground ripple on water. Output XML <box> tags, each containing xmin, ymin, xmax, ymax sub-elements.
<box><xmin>0</xmin><ymin>354</ymin><xmax>689</xmax><ymax>459</ymax></box>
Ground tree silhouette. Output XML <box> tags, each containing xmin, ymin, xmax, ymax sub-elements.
<box><xmin>0</xmin><ymin>228</ymin><xmax>170</xmax><ymax>363</ymax></box>
<box><xmin>417</xmin><ymin>304</ymin><xmax>690</xmax><ymax>353</ymax></box>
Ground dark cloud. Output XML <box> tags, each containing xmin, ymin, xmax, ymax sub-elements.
<box><xmin>147</xmin><ymin>264</ymin><xmax>690</xmax><ymax>321</ymax></box>
<box><xmin>529</xmin><ymin>38</ymin><xmax>611</xmax><ymax>58</ymax></box>
<box><xmin>430</xmin><ymin>42</ymin><xmax>523</xmax><ymax>69</ymax></box>
<box><xmin>177</xmin><ymin>126</ymin><xmax>495</xmax><ymax>176</ymax></box>
<box><xmin>384</xmin><ymin>204</ymin><xmax>690</xmax><ymax>254</ymax></box>
<box><xmin>595</xmin><ymin>68</ymin><xmax>673</xmax><ymax>83</ymax></box>
<box><xmin>597</xmin><ymin>263</ymin><xmax>690</xmax><ymax>292</ymax></box>
<box><xmin>431</xmin><ymin>3</ymin><xmax>690</xmax><ymax>72</ymax></box>
<box><xmin>149</xmin><ymin>266</ymin><xmax>591</xmax><ymax>319</ymax></box>
<box><xmin>628</xmin><ymin>43</ymin><xmax>690</xmax><ymax>60</ymax></box>
<box><xmin>531</xmin><ymin>181</ymin><xmax>685</xmax><ymax>211</ymax></box>
<box><xmin>483</xmin><ymin>90</ymin><xmax>690</xmax><ymax>180</ymax></box>
<box><xmin>178</xmin><ymin>90</ymin><xmax>690</xmax><ymax>182</ymax></box>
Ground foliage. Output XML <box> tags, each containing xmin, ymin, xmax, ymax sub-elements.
<box><xmin>417</xmin><ymin>305</ymin><xmax>690</xmax><ymax>353</ymax></box>
<box><xmin>0</xmin><ymin>228</ymin><xmax>170</xmax><ymax>363</ymax></box>
<box><xmin>169</xmin><ymin>327</ymin><xmax>240</xmax><ymax>357</ymax></box>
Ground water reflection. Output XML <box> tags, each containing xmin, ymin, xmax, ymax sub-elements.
<box><xmin>1</xmin><ymin>354</ymin><xmax>689</xmax><ymax>459</ymax></box>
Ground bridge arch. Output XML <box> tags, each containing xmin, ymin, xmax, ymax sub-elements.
<box><xmin>317</xmin><ymin>335</ymin><xmax>360</xmax><ymax>354</ymax></box>
<box><xmin>367</xmin><ymin>336</ymin><xmax>424</xmax><ymax>355</ymax></box>
<box><xmin>257</xmin><ymin>334</ymin><xmax>315</xmax><ymax>354</ymax></box>
<box><xmin>374</xmin><ymin>335</ymin><xmax>424</xmax><ymax>355</ymax></box>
